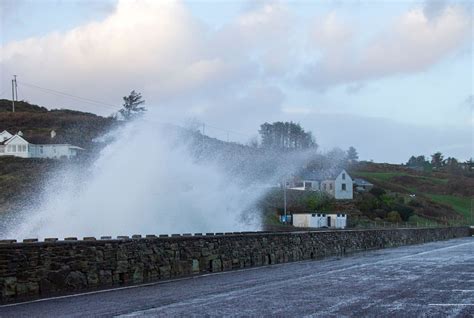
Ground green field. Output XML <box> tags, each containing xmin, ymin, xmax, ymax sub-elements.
<box><xmin>406</xmin><ymin>214</ymin><xmax>439</xmax><ymax>226</ymax></box>
<box><xmin>426</xmin><ymin>194</ymin><xmax>473</xmax><ymax>219</ymax></box>
<box><xmin>352</xmin><ymin>172</ymin><xmax>407</xmax><ymax>181</ymax></box>
<box><xmin>353</xmin><ymin>171</ymin><xmax>448</xmax><ymax>185</ymax></box>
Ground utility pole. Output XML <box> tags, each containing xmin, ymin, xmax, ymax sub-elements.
<box><xmin>13</xmin><ymin>75</ymin><xmax>18</xmax><ymax>101</ymax></box>
<box><xmin>11</xmin><ymin>75</ymin><xmax>18</xmax><ymax>112</ymax></box>
<box><xmin>283</xmin><ymin>178</ymin><xmax>287</xmax><ymax>223</ymax></box>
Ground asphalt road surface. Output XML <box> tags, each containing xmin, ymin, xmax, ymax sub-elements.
<box><xmin>1</xmin><ymin>237</ymin><xmax>473</xmax><ymax>317</ymax></box>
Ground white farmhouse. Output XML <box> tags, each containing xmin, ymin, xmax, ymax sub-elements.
<box><xmin>0</xmin><ymin>130</ymin><xmax>83</xmax><ymax>159</ymax></box>
<box><xmin>288</xmin><ymin>169</ymin><xmax>353</xmax><ymax>200</ymax></box>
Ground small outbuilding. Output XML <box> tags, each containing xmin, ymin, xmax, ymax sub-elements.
<box><xmin>353</xmin><ymin>178</ymin><xmax>374</xmax><ymax>192</ymax></box>
<box><xmin>291</xmin><ymin>212</ymin><xmax>347</xmax><ymax>229</ymax></box>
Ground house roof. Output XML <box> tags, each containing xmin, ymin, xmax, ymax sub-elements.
<box><xmin>301</xmin><ymin>169</ymin><xmax>347</xmax><ymax>181</ymax></box>
<box><xmin>3</xmin><ymin>134</ymin><xmax>29</xmax><ymax>145</ymax></box>
<box><xmin>353</xmin><ymin>178</ymin><xmax>373</xmax><ymax>186</ymax></box>
<box><xmin>0</xmin><ymin>130</ymin><xmax>79</xmax><ymax>147</ymax></box>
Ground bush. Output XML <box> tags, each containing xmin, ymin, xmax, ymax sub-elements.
<box><xmin>394</xmin><ymin>203</ymin><xmax>414</xmax><ymax>221</ymax></box>
<box><xmin>408</xmin><ymin>199</ymin><xmax>422</xmax><ymax>208</ymax></box>
<box><xmin>305</xmin><ymin>192</ymin><xmax>335</xmax><ymax>211</ymax></box>
<box><xmin>386</xmin><ymin>211</ymin><xmax>402</xmax><ymax>223</ymax></box>
<box><xmin>370</xmin><ymin>186</ymin><xmax>386</xmax><ymax>198</ymax></box>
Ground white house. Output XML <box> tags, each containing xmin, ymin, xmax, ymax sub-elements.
<box><xmin>288</xmin><ymin>169</ymin><xmax>353</xmax><ymax>200</ymax></box>
<box><xmin>0</xmin><ymin>130</ymin><xmax>12</xmax><ymax>142</ymax></box>
<box><xmin>292</xmin><ymin>212</ymin><xmax>347</xmax><ymax>229</ymax></box>
<box><xmin>0</xmin><ymin>130</ymin><xmax>83</xmax><ymax>159</ymax></box>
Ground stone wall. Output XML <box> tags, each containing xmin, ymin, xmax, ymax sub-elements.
<box><xmin>0</xmin><ymin>227</ymin><xmax>470</xmax><ymax>303</ymax></box>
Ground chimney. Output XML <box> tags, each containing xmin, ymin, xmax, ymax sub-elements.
<box><xmin>17</xmin><ymin>131</ymin><xmax>23</xmax><ymax>136</ymax></box>
<box><xmin>51</xmin><ymin>130</ymin><xmax>56</xmax><ymax>139</ymax></box>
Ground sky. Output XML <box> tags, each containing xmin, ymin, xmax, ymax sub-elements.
<box><xmin>0</xmin><ymin>0</ymin><xmax>472</xmax><ymax>163</ymax></box>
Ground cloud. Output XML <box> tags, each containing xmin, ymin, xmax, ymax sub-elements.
<box><xmin>301</xmin><ymin>4</ymin><xmax>472</xmax><ymax>89</ymax></box>
<box><xmin>0</xmin><ymin>0</ymin><xmax>292</xmax><ymax>114</ymax></box>
<box><xmin>463</xmin><ymin>94</ymin><xmax>474</xmax><ymax>111</ymax></box>
<box><xmin>0</xmin><ymin>0</ymin><xmax>471</xmax><ymax>162</ymax></box>
<box><xmin>282</xmin><ymin>112</ymin><xmax>473</xmax><ymax>163</ymax></box>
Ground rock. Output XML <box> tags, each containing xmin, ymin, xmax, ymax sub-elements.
<box><xmin>65</xmin><ymin>271</ymin><xmax>87</xmax><ymax>290</ymax></box>
<box><xmin>2</xmin><ymin>277</ymin><xmax>17</xmax><ymax>297</ymax></box>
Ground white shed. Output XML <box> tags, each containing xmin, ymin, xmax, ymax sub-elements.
<box><xmin>292</xmin><ymin>213</ymin><xmax>329</xmax><ymax>228</ymax></box>
<box><xmin>327</xmin><ymin>213</ymin><xmax>347</xmax><ymax>229</ymax></box>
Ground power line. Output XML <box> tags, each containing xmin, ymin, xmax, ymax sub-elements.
<box><xmin>14</xmin><ymin>80</ymin><xmax>255</xmax><ymax>143</ymax></box>
<box><xmin>205</xmin><ymin>123</ymin><xmax>253</xmax><ymax>138</ymax></box>
<box><xmin>18</xmin><ymin>81</ymin><xmax>120</xmax><ymax>110</ymax></box>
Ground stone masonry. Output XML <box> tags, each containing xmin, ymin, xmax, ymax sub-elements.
<box><xmin>0</xmin><ymin>227</ymin><xmax>471</xmax><ymax>303</ymax></box>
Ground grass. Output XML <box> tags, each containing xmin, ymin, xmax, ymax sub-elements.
<box><xmin>353</xmin><ymin>171</ymin><xmax>448</xmax><ymax>185</ymax></box>
<box><xmin>407</xmin><ymin>215</ymin><xmax>439</xmax><ymax>227</ymax></box>
<box><xmin>426</xmin><ymin>194</ymin><xmax>473</xmax><ymax>219</ymax></box>
<box><xmin>352</xmin><ymin>172</ymin><xmax>407</xmax><ymax>181</ymax></box>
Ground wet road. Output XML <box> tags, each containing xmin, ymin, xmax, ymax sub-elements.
<box><xmin>1</xmin><ymin>237</ymin><xmax>473</xmax><ymax>317</ymax></box>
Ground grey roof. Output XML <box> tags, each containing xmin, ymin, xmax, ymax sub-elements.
<box><xmin>301</xmin><ymin>169</ymin><xmax>345</xmax><ymax>181</ymax></box>
<box><xmin>353</xmin><ymin>178</ymin><xmax>373</xmax><ymax>186</ymax></box>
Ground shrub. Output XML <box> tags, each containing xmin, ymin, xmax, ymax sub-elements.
<box><xmin>370</xmin><ymin>186</ymin><xmax>386</xmax><ymax>198</ymax></box>
<box><xmin>386</xmin><ymin>211</ymin><xmax>402</xmax><ymax>223</ymax></box>
<box><xmin>394</xmin><ymin>203</ymin><xmax>414</xmax><ymax>221</ymax></box>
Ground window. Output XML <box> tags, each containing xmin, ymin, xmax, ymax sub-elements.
<box><xmin>323</xmin><ymin>184</ymin><xmax>327</xmax><ymax>190</ymax></box>
<box><xmin>305</xmin><ymin>182</ymin><xmax>312</xmax><ymax>189</ymax></box>
<box><xmin>295</xmin><ymin>182</ymin><xmax>304</xmax><ymax>187</ymax></box>
<box><xmin>342</xmin><ymin>183</ymin><xmax>346</xmax><ymax>191</ymax></box>
<box><xmin>312</xmin><ymin>213</ymin><xmax>316</xmax><ymax>217</ymax></box>
<box><xmin>12</xmin><ymin>145</ymin><xmax>16</xmax><ymax>152</ymax></box>
<box><xmin>329</xmin><ymin>184</ymin><xmax>333</xmax><ymax>190</ymax></box>
<box><xmin>342</xmin><ymin>173</ymin><xmax>346</xmax><ymax>180</ymax></box>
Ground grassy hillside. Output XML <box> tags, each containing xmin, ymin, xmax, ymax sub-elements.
<box><xmin>0</xmin><ymin>100</ymin><xmax>118</xmax><ymax>217</ymax></box>
<box><xmin>350</xmin><ymin>162</ymin><xmax>473</xmax><ymax>225</ymax></box>
<box><xmin>0</xmin><ymin>157</ymin><xmax>64</xmax><ymax>215</ymax></box>
<box><xmin>0</xmin><ymin>99</ymin><xmax>116</xmax><ymax>148</ymax></box>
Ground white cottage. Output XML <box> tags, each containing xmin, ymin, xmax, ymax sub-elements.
<box><xmin>289</xmin><ymin>169</ymin><xmax>353</xmax><ymax>200</ymax></box>
<box><xmin>0</xmin><ymin>130</ymin><xmax>83</xmax><ymax>159</ymax></box>
<box><xmin>0</xmin><ymin>130</ymin><xmax>13</xmax><ymax>142</ymax></box>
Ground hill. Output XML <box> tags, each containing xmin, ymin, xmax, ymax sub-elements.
<box><xmin>0</xmin><ymin>100</ymin><xmax>117</xmax><ymax>222</ymax></box>
<box><xmin>0</xmin><ymin>99</ymin><xmax>116</xmax><ymax>149</ymax></box>
<box><xmin>349</xmin><ymin>162</ymin><xmax>473</xmax><ymax>225</ymax></box>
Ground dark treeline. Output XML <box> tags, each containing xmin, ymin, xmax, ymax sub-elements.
<box><xmin>406</xmin><ymin>152</ymin><xmax>473</xmax><ymax>175</ymax></box>
<box><xmin>259</xmin><ymin>122</ymin><xmax>317</xmax><ymax>151</ymax></box>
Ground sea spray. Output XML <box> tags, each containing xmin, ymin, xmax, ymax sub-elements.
<box><xmin>5</xmin><ymin>113</ymin><xmax>326</xmax><ymax>240</ymax></box>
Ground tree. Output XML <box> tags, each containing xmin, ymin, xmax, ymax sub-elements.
<box><xmin>407</xmin><ymin>155</ymin><xmax>431</xmax><ymax>171</ymax></box>
<box><xmin>431</xmin><ymin>152</ymin><xmax>444</xmax><ymax>169</ymax></box>
<box><xmin>443</xmin><ymin>157</ymin><xmax>461</xmax><ymax>173</ymax></box>
<box><xmin>258</xmin><ymin>121</ymin><xmax>317</xmax><ymax>151</ymax></box>
<box><xmin>465</xmin><ymin>158</ymin><xmax>474</xmax><ymax>172</ymax></box>
<box><xmin>347</xmin><ymin>146</ymin><xmax>358</xmax><ymax>162</ymax></box>
<box><xmin>119</xmin><ymin>90</ymin><xmax>146</xmax><ymax>120</ymax></box>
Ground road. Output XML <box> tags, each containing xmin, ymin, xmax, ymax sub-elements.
<box><xmin>1</xmin><ymin>237</ymin><xmax>473</xmax><ymax>317</ymax></box>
